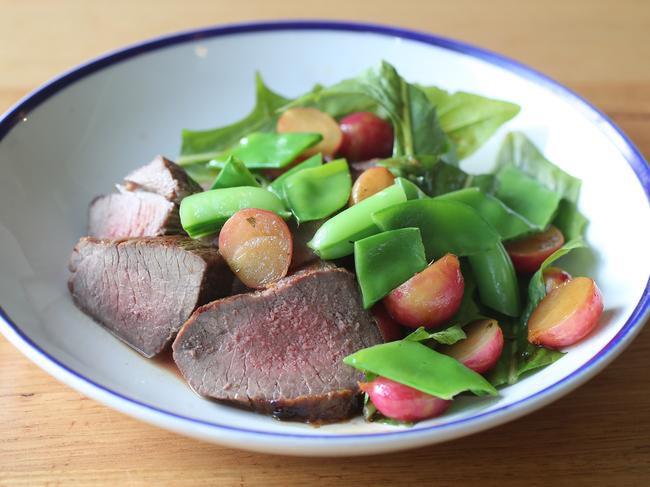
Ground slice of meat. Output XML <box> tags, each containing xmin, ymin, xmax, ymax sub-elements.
<box><xmin>88</xmin><ymin>192</ymin><xmax>180</xmax><ymax>239</ymax></box>
<box><xmin>121</xmin><ymin>155</ymin><xmax>202</xmax><ymax>204</ymax></box>
<box><xmin>172</xmin><ymin>266</ymin><xmax>383</xmax><ymax>422</ymax></box>
<box><xmin>68</xmin><ymin>236</ymin><xmax>233</xmax><ymax>358</ymax></box>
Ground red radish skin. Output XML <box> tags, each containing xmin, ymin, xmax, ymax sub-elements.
<box><xmin>218</xmin><ymin>209</ymin><xmax>293</xmax><ymax>289</ymax></box>
<box><xmin>528</xmin><ymin>277</ymin><xmax>603</xmax><ymax>348</ymax></box>
<box><xmin>349</xmin><ymin>167</ymin><xmax>395</xmax><ymax>205</ymax></box>
<box><xmin>338</xmin><ymin>112</ymin><xmax>393</xmax><ymax>162</ymax></box>
<box><xmin>370</xmin><ymin>303</ymin><xmax>404</xmax><ymax>342</ymax></box>
<box><xmin>543</xmin><ymin>266</ymin><xmax>572</xmax><ymax>293</ymax></box>
<box><xmin>359</xmin><ymin>377</ymin><xmax>451</xmax><ymax>422</ymax></box>
<box><xmin>439</xmin><ymin>319</ymin><xmax>504</xmax><ymax>374</ymax></box>
<box><xmin>383</xmin><ymin>254</ymin><xmax>464</xmax><ymax>329</ymax></box>
<box><xmin>506</xmin><ymin>225</ymin><xmax>565</xmax><ymax>274</ymax></box>
<box><xmin>277</xmin><ymin>107</ymin><xmax>342</xmax><ymax>158</ymax></box>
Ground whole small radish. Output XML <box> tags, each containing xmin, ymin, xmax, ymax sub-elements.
<box><xmin>360</xmin><ymin>376</ymin><xmax>450</xmax><ymax>422</ymax></box>
<box><xmin>439</xmin><ymin>319</ymin><xmax>504</xmax><ymax>374</ymax></box>
<box><xmin>338</xmin><ymin>112</ymin><xmax>393</xmax><ymax>161</ymax></box>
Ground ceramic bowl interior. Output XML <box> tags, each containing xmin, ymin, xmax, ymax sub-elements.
<box><xmin>1</xmin><ymin>22</ymin><xmax>648</xmax><ymax>456</ymax></box>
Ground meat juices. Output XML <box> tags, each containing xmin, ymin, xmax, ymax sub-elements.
<box><xmin>173</xmin><ymin>266</ymin><xmax>383</xmax><ymax>422</ymax></box>
<box><xmin>68</xmin><ymin>236</ymin><xmax>233</xmax><ymax>357</ymax></box>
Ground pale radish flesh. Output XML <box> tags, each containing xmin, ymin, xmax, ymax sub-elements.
<box><xmin>439</xmin><ymin>319</ymin><xmax>504</xmax><ymax>374</ymax></box>
<box><xmin>360</xmin><ymin>376</ymin><xmax>451</xmax><ymax>422</ymax></box>
<box><xmin>506</xmin><ymin>225</ymin><xmax>565</xmax><ymax>274</ymax></box>
<box><xmin>528</xmin><ymin>277</ymin><xmax>603</xmax><ymax>348</ymax></box>
<box><xmin>383</xmin><ymin>254</ymin><xmax>464</xmax><ymax>329</ymax></box>
<box><xmin>349</xmin><ymin>167</ymin><xmax>395</xmax><ymax>205</ymax></box>
<box><xmin>277</xmin><ymin>107</ymin><xmax>342</xmax><ymax>158</ymax></box>
<box><xmin>543</xmin><ymin>266</ymin><xmax>572</xmax><ymax>293</ymax></box>
<box><xmin>338</xmin><ymin>112</ymin><xmax>393</xmax><ymax>161</ymax></box>
<box><xmin>218</xmin><ymin>208</ymin><xmax>293</xmax><ymax>288</ymax></box>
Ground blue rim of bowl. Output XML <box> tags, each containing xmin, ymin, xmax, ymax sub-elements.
<box><xmin>0</xmin><ymin>20</ymin><xmax>649</xmax><ymax>442</ymax></box>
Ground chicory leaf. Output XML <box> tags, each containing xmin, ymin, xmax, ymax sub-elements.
<box><xmin>179</xmin><ymin>73</ymin><xmax>291</xmax><ymax>166</ymax></box>
<box><xmin>344</xmin><ymin>340</ymin><xmax>498</xmax><ymax>399</ymax></box>
<box><xmin>421</xmin><ymin>86</ymin><xmax>520</xmax><ymax>159</ymax></box>
<box><xmin>496</xmin><ymin>132</ymin><xmax>581</xmax><ymax>203</ymax></box>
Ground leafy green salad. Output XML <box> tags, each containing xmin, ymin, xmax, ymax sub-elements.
<box><xmin>177</xmin><ymin>61</ymin><xmax>602</xmax><ymax>425</ymax></box>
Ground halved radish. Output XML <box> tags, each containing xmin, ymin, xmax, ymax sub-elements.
<box><xmin>349</xmin><ymin>167</ymin><xmax>395</xmax><ymax>205</ymax></box>
<box><xmin>277</xmin><ymin>107</ymin><xmax>342</xmax><ymax>158</ymax></box>
<box><xmin>370</xmin><ymin>303</ymin><xmax>403</xmax><ymax>342</ymax></box>
<box><xmin>543</xmin><ymin>266</ymin><xmax>572</xmax><ymax>293</ymax></box>
<box><xmin>528</xmin><ymin>277</ymin><xmax>603</xmax><ymax>348</ymax></box>
<box><xmin>218</xmin><ymin>208</ymin><xmax>292</xmax><ymax>289</ymax></box>
<box><xmin>360</xmin><ymin>376</ymin><xmax>451</xmax><ymax>422</ymax></box>
<box><xmin>439</xmin><ymin>319</ymin><xmax>504</xmax><ymax>374</ymax></box>
<box><xmin>505</xmin><ymin>225</ymin><xmax>565</xmax><ymax>274</ymax></box>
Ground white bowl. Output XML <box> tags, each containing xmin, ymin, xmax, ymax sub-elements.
<box><xmin>1</xmin><ymin>21</ymin><xmax>648</xmax><ymax>457</ymax></box>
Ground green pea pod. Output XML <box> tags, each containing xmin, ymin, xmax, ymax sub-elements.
<box><xmin>495</xmin><ymin>166</ymin><xmax>561</xmax><ymax>228</ymax></box>
<box><xmin>307</xmin><ymin>184</ymin><xmax>407</xmax><ymax>260</ymax></box>
<box><xmin>394</xmin><ymin>177</ymin><xmax>429</xmax><ymax>200</ymax></box>
<box><xmin>268</xmin><ymin>153</ymin><xmax>322</xmax><ymax>200</ymax></box>
<box><xmin>354</xmin><ymin>228</ymin><xmax>427</xmax><ymax>308</ymax></box>
<box><xmin>436</xmin><ymin>187</ymin><xmax>538</xmax><ymax>240</ymax></box>
<box><xmin>468</xmin><ymin>241</ymin><xmax>521</xmax><ymax>317</ymax></box>
<box><xmin>179</xmin><ymin>187</ymin><xmax>291</xmax><ymax>238</ymax></box>
<box><xmin>210</xmin><ymin>156</ymin><xmax>260</xmax><ymax>190</ymax></box>
<box><xmin>343</xmin><ymin>340</ymin><xmax>498</xmax><ymax>399</ymax></box>
<box><xmin>372</xmin><ymin>199</ymin><xmax>500</xmax><ymax>260</ymax></box>
<box><xmin>283</xmin><ymin>159</ymin><xmax>351</xmax><ymax>223</ymax></box>
<box><xmin>208</xmin><ymin>132</ymin><xmax>322</xmax><ymax>169</ymax></box>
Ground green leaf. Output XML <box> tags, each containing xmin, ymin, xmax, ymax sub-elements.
<box><xmin>344</xmin><ymin>340</ymin><xmax>498</xmax><ymax>399</ymax></box>
<box><xmin>421</xmin><ymin>86</ymin><xmax>520</xmax><ymax>159</ymax></box>
<box><xmin>179</xmin><ymin>73</ymin><xmax>291</xmax><ymax>166</ymax></box>
<box><xmin>209</xmin><ymin>156</ymin><xmax>259</xmax><ymax>190</ymax></box>
<box><xmin>284</xmin><ymin>83</ymin><xmax>379</xmax><ymax>118</ymax></box>
<box><xmin>405</xmin><ymin>325</ymin><xmax>467</xmax><ymax>345</ymax></box>
<box><xmin>495</xmin><ymin>166</ymin><xmax>562</xmax><ymax>228</ymax></box>
<box><xmin>496</xmin><ymin>132</ymin><xmax>581</xmax><ymax>203</ymax></box>
<box><xmin>553</xmin><ymin>199</ymin><xmax>588</xmax><ymax>241</ymax></box>
<box><xmin>208</xmin><ymin>132</ymin><xmax>322</xmax><ymax>169</ymax></box>
<box><xmin>297</xmin><ymin>61</ymin><xmax>449</xmax><ymax>159</ymax></box>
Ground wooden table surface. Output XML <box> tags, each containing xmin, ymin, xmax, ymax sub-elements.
<box><xmin>1</xmin><ymin>1</ymin><xmax>649</xmax><ymax>485</ymax></box>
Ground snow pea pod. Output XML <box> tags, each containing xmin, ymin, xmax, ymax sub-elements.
<box><xmin>343</xmin><ymin>340</ymin><xmax>498</xmax><ymax>399</ymax></box>
<box><xmin>284</xmin><ymin>159</ymin><xmax>351</xmax><ymax>223</ymax></box>
<box><xmin>267</xmin><ymin>153</ymin><xmax>322</xmax><ymax>200</ymax></box>
<box><xmin>495</xmin><ymin>166</ymin><xmax>561</xmax><ymax>228</ymax></box>
<box><xmin>208</xmin><ymin>132</ymin><xmax>322</xmax><ymax>169</ymax></box>
<box><xmin>372</xmin><ymin>199</ymin><xmax>500</xmax><ymax>260</ymax></box>
<box><xmin>436</xmin><ymin>187</ymin><xmax>538</xmax><ymax>240</ymax></box>
<box><xmin>210</xmin><ymin>156</ymin><xmax>259</xmax><ymax>190</ymax></box>
<box><xmin>468</xmin><ymin>241</ymin><xmax>521</xmax><ymax>317</ymax></box>
<box><xmin>354</xmin><ymin>228</ymin><xmax>427</xmax><ymax>308</ymax></box>
<box><xmin>394</xmin><ymin>177</ymin><xmax>429</xmax><ymax>200</ymax></box>
<box><xmin>307</xmin><ymin>184</ymin><xmax>407</xmax><ymax>260</ymax></box>
<box><xmin>179</xmin><ymin>187</ymin><xmax>290</xmax><ymax>238</ymax></box>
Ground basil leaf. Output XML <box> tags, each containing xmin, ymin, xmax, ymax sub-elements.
<box><xmin>496</xmin><ymin>132</ymin><xmax>581</xmax><ymax>203</ymax></box>
<box><xmin>421</xmin><ymin>86</ymin><xmax>520</xmax><ymax>159</ymax></box>
<box><xmin>495</xmin><ymin>166</ymin><xmax>562</xmax><ymax>228</ymax></box>
<box><xmin>297</xmin><ymin>61</ymin><xmax>449</xmax><ymax>159</ymax></box>
<box><xmin>179</xmin><ymin>73</ymin><xmax>291</xmax><ymax>166</ymax></box>
<box><xmin>405</xmin><ymin>325</ymin><xmax>467</xmax><ymax>345</ymax></box>
<box><xmin>344</xmin><ymin>340</ymin><xmax>498</xmax><ymax>399</ymax></box>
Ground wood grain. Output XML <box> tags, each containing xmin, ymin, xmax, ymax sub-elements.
<box><xmin>1</xmin><ymin>1</ymin><xmax>649</xmax><ymax>485</ymax></box>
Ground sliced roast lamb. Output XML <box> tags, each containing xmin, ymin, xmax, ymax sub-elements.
<box><xmin>172</xmin><ymin>265</ymin><xmax>383</xmax><ymax>423</ymax></box>
<box><xmin>68</xmin><ymin>236</ymin><xmax>233</xmax><ymax>358</ymax></box>
<box><xmin>89</xmin><ymin>155</ymin><xmax>200</xmax><ymax>239</ymax></box>
<box><xmin>121</xmin><ymin>155</ymin><xmax>202</xmax><ymax>204</ymax></box>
